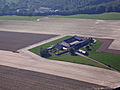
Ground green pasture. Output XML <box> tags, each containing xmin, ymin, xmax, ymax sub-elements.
<box><xmin>0</xmin><ymin>13</ymin><xmax>120</xmax><ymax>21</ymax></box>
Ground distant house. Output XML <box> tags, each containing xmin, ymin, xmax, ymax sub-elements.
<box><xmin>35</xmin><ymin>7</ymin><xmax>59</xmax><ymax>13</ymax></box>
<box><xmin>16</xmin><ymin>8</ymin><xmax>30</xmax><ymax>12</ymax></box>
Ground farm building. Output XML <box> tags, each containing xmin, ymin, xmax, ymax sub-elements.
<box><xmin>48</xmin><ymin>36</ymin><xmax>95</xmax><ymax>56</ymax></box>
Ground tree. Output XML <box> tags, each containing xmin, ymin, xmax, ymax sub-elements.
<box><xmin>40</xmin><ymin>48</ymin><xmax>51</xmax><ymax>58</ymax></box>
<box><xmin>0</xmin><ymin>0</ymin><xmax>120</xmax><ymax>16</ymax></box>
<box><xmin>69</xmin><ymin>47</ymin><xmax>76</xmax><ymax>56</ymax></box>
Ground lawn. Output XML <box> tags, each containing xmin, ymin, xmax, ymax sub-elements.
<box><xmin>48</xmin><ymin>53</ymin><xmax>108</xmax><ymax>69</ymax></box>
<box><xmin>49</xmin><ymin>12</ymin><xmax>120</xmax><ymax>20</ymax></box>
<box><xmin>0</xmin><ymin>12</ymin><xmax>120</xmax><ymax>21</ymax></box>
<box><xmin>89</xmin><ymin>53</ymin><xmax>120</xmax><ymax>71</ymax></box>
<box><xmin>29</xmin><ymin>36</ymin><xmax>109</xmax><ymax>69</ymax></box>
<box><xmin>82</xmin><ymin>41</ymin><xmax>120</xmax><ymax>71</ymax></box>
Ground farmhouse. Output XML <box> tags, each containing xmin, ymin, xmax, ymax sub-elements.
<box><xmin>48</xmin><ymin>36</ymin><xmax>95</xmax><ymax>56</ymax></box>
<box><xmin>35</xmin><ymin>7</ymin><xmax>59</xmax><ymax>13</ymax></box>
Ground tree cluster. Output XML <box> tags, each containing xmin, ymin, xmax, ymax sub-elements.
<box><xmin>0</xmin><ymin>0</ymin><xmax>120</xmax><ymax>16</ymax></box>
<box><xmin>40</xmin><ymin>48</ymin><xmax>51</xmax><ymax>58</ymax></box>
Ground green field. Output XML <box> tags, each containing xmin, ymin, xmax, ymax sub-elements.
<box><xmin>81</xmin><ymin>41</ymin><xmax>120</xmax><ymax>71</ymax></box>
<box><xmin>0</xmin><ymin>12</ymin><xmax>120</xmax><ymax>21</ymax></box>
<box><xmin>29</xmin><ymin>36</ymin><xmax>109</xmax><ymax>69</ymax></box>
<box><xmin>49</xmin><ymin>12</ymin><xmax>120</xmax><ymax>20</ymax></box>
<box><xmin>0</xmin><ymin>15</ymin><xmax>43</xmax><ymax>21</ymax></box>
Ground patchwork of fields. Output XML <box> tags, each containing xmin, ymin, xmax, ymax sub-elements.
<box><xmin>0</xmin><ymin>17</ymin><xmax>120</xmax><ymax>89</ymax></box>
<box><xmin>0</xmin><ymin>17</ymin><xmax>120</xmax><ymax>50</ymax></box>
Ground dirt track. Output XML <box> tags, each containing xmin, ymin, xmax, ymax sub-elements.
<box><xmin>0</xmin><ymin>65</ymin><xmax>109</xmax><ymax>90</ymax></box>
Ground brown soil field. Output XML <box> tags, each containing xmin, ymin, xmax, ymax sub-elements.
<box><xmin>0</xmin><ymin>31</ymin><xmax>57</xmax><ymax>52</ymax></box>
<box><xmin>95</xmin><ymin>38</ymin><xmax>120</xmax><ymax>54</ymax></box>
<box><xmin>0</xmin><ymin>18</ymin><xmax>120</xmax><ymax>50</ymax></box>
<box><xmin>0</xmin><ymin>65</ymin><xmax>110</xmax><ymax>90</ymax></box>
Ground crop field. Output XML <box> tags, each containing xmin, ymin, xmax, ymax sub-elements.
<box><xmin>0</xmin><ymin>65</ymin><xmax>108</xmax><ymax>90</ymax></box>
<box><xmin>0</xmin><ymin>31</ymin><xmax>57</xmax><ymax>52</ymax></box>
<box><xmin>0</xmin><ymin>17</ymin><xmax>120</xmax><ymax>51</ymax></box>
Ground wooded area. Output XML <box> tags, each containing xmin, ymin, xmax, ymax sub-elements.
<box><xmin>0</xmin><ymin>0</ymin><xmax>120</xmax><ymax>16</ymax></box>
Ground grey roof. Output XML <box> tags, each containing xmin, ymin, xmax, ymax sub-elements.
<box><xmin>54</xmin><ymin>44</ymin><xmax>63</xmax><ymax>49</ymax></box>
<box><xmin>60</xmin><ymin>41</ymin><xmax>70</xmax><ymax>48</ymax></box>
<box><xmin>74</xmin><ymin>36</ymin><xmax>83</xmax><ymax>41</ymax></box>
